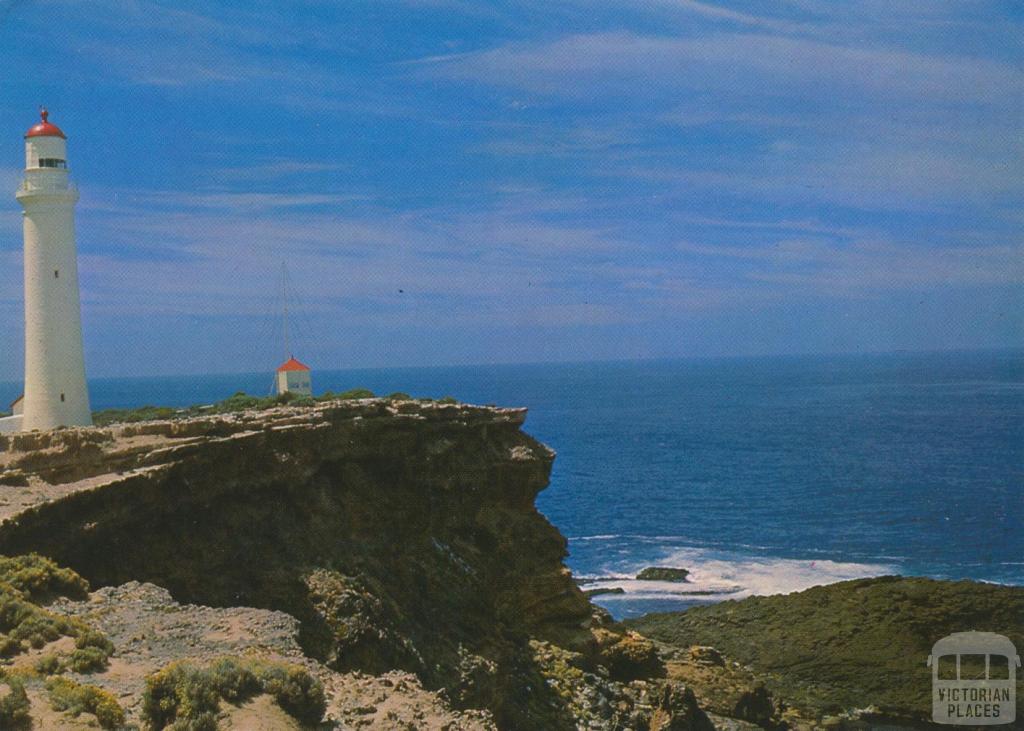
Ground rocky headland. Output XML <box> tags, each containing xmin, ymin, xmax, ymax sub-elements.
<box><xmin>0</xmin><ymin>398</ymin><xmax>1019</xmax><ymax>730</ymax></box>
<box><xmin>0</xmin><ymin>399</ymin><xmax>708</xmax><ymax>729</ymax></box>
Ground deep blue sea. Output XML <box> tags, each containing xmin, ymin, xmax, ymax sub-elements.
<box><xmin>3</xmin><ymin>350</ymin><xmax>1022</xmax><ymax>619</ymax></box>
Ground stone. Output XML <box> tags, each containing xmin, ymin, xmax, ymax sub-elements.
<box><xmin>636</xmin><ymin>567</ymin><xmax>690</xmax><ymax>582</ymax></box>
<box><xmin>689</xmin><ymin>645</ymin><xmax>724</xmax><ymax>667</ymax></box>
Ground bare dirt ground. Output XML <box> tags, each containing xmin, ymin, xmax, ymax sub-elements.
<box><xmin>38</xmin><ymin>581</ymin><xmax>495</xmax><ymax>729</ymax></box>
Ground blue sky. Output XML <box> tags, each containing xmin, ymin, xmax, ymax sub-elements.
<box><xmin>0</xmin><ymin>0</ymin><xmax>1021</xmax><ymax>378</ymax></box>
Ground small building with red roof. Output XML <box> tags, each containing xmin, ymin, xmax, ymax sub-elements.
<box><xmin>275</xmin><ymin>356</ymin><xmax>312</xmax><ymax>397</ymax></box>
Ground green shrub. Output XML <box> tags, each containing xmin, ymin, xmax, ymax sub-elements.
<box><xmin>35</xmin><ymin>653</ymin><xmax>63</xmax><ymax>675</ymax></box>
<box><xmin>47</xmin><ymin>676</ymin><xmax>125</xmax><ymax>729</ymax></box>
<box><xmin>253</xmin><ymin>660</ymin><xmax>326</xmax><ymax>724</ymax></box>
<box><xmin>93</xmin><ymin>404</ymin><xmax>179</xmax><ymax>426</ymax></box>
<box><xmin>386</xmin><ymin>392</ymin><xmax>411</xmax><ymax>401</ymax></box>
<box><xmin>0</xmin><ymin>554</ymin><xmax>89</xmax><ymax>601</ymax></box>
<box><xmin>91</xmin><ymin>693</ymin><xmax>126</xmax><ymax>729</ymax></box>
<box><xmin>0</xmin><ymin>557</ymin><xmax>109</xmax><ymax>666</ymax></box>
<box><xmin>0</xmin><ymin>677</ymin><xmax>31</xmax><ymax>729</ymax></box>
<box><xmin>214</xmin><ymin>392</ymin><xmax>268</xmax><ymax>412</ymax></box>
<box><xmin>143</xmin><ymin>662</ymin><xmax>224</xmax><ymax>730</ymax></box>
<box><xmin>0</xmin><ymin>635</ymin><xmax>22</xmax><ymax>657</ymax></box>
<box><xmin>315</xmin><ymin>387</ymin><xmax>375</xmax><ymax>401</ymax></box>
<box><xmin>10</xmin><ymin>612</ymin><xmax>67</xmax><ymax>645</ymax></box>
<box><xmin>0</xmin><ymin>589</ymin><xmax>76</xmax><ymax>657</ymax></box>
<box><xmin>438</xmin><ymin>395</ymin><xmax>458</xmax><ymax>404</ymax></box>
<box><xmin>336</xmin><ymin>388</ymin><xmax>374</xmax><ymax>400</ymax></box>
<box><xmin>207</xmin><ymin>657</ymin><xmax>259</xmax><ymax>702</ymax></box>
<box><xmin>171</xmin><ymin>711</ymin><xmax>219</xmax><ymax>731</ymax></box>
<box><xmin>142</xmin><ymin>657</ymin><xmax>325</xmax><ymax>729</ymax></box>
<box><xmin>75</xmin><ymin>628</ymin><xmax>114</xmax><ymax>654</ymax></box>
<box><xmin>0</xmin><ymin>595</ymin><xmax>34</xmax><ymax>633</ymax></box>
<box><xmin>0</xmin><ymin>556</ymin><xmax>97</xmax><ymax>662</ymax></box>
<box><xmin>68</xmin><ymin>646</ymin><xmax>110</xmax><ymax>673</ymax></box>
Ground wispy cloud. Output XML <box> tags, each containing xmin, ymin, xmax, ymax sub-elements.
<box><xmin>638</xmin><ymin>0</ymin><xmax>812</xmax><ymax>35</ymax></box>
<box><xmin>677</xmin><ymin>238</ymin><xmax>1024</xmax><ymax>292</ymax></box>
<box><xmin>426</xmin><ymin>31</ymin><xmax>1018</xmax><ymax>105</ymax></box>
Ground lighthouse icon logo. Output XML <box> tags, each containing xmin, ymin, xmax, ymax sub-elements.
<box><xmin>928</xmin><ymin>632</ymin><xmax>1020</xmax><ymax>725</ymax></box>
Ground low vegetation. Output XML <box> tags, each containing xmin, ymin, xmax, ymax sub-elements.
<box><xmin>0</xmin><ymin>553</ymin><xmax>89</xmax><ymax>603</ymax></box>
<box><xmin>0</xmin><ymin>675</ymin><xmax>31</xmax><ymax>729</ymax></box>
<box><xmin>92</xmin><ymin>387</ymin><xmax>390</xmax><ymax>426</ymax></box>
<box><xmin>628</xmin><ymin>576</ymin><xmax>1024</xmax><ymax>720</ymax></box>
<box><xmin>142</xmin><ymin>656</ymin><xmax>326</xmax><ymax>729</ymax></box>
<box><xmin>0</xmin><ymin>555</ymin><xmax>113</xmax><ymax>670</ymax></box>
<box><xmin>47</xmin><ymin>676</ymin><xmax>126</xmax><ymax>729</ymax></box>
<box><xmin>91</xmin><ymin>387</ymin><xmax>466</xmax><ymax>426</ymax></box>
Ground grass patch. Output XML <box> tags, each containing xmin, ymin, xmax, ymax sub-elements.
<box><xmin>47</xmin><ymin>676</ymin><xmax>125</xmax><ymax>729</ymax></box>
<box><xmin>143</xmin><ymin>656</ymin><xmax>326</xmax><ymax>729</ymax></box>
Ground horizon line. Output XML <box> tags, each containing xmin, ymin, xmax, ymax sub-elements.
<box><xmin>1</xmin><ymin>344</ymin><xmax>1020</xmax><ymax>388</ymax></box>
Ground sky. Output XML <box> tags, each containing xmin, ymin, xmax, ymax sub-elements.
<box><xmin>0</xmin><ymin>0</ymin><xmax>1021</xmax><ymax>378</ymax></box>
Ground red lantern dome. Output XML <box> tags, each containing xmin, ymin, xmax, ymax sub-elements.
<box><xmin>25</xmin><ymin>109</ymin><xmax>66</xmax><ymax>139</ymax></box>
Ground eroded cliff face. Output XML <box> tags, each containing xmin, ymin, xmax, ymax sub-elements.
<box><xmin>0</xmin><ymin>400</ymin><xmax>695</xmax><ymax>730</ymax></box>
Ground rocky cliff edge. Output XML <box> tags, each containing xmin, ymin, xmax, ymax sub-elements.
<box><xmin>0</xmin><ymin>399</ymin><xmax>707</xmax><ymax>730</ymax></box>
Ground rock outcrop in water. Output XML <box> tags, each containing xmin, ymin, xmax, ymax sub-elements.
<box><xmin>0</xmin><ymin>399</ymin><xmax>705</xmax><ymax>729</ymax></box>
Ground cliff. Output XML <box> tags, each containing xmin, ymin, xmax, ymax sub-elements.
<box><xmin>0</xmin><ymin>399</ymin><xmax>706</xmax><ymax>730</ymax></box>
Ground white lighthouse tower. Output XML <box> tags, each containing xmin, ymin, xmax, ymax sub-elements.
<box><xmin>14</xmin><ymin>109</ymin><xmax>92</xmax><ymax>431</ymax></box>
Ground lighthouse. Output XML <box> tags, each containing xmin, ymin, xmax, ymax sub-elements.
<box><xmin>14</xmin><ymin>109</ymin><xmax>92</xmax><ymax>431</ymax></box>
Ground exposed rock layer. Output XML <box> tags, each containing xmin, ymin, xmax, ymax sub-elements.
<box><xmin>0</xmin><ymin>400</ymin><xmax>676</xmax><ymax>729</ymax></box>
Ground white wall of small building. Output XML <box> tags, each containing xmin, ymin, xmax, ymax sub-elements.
<box><xmin>276</xmin><ymin>370</ymin><xmax>312</xmax><ymax>396</ymax></box>
<box><xmin>0</xmin><ymin>415</ymin><xmax>23</xmax><ymax>434</ymax></box>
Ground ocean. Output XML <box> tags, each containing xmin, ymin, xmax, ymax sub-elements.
<box><xmin>2</xmin><ymin>349</ymin><xmax>1021</xmax><ymax>619</ymax></box>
